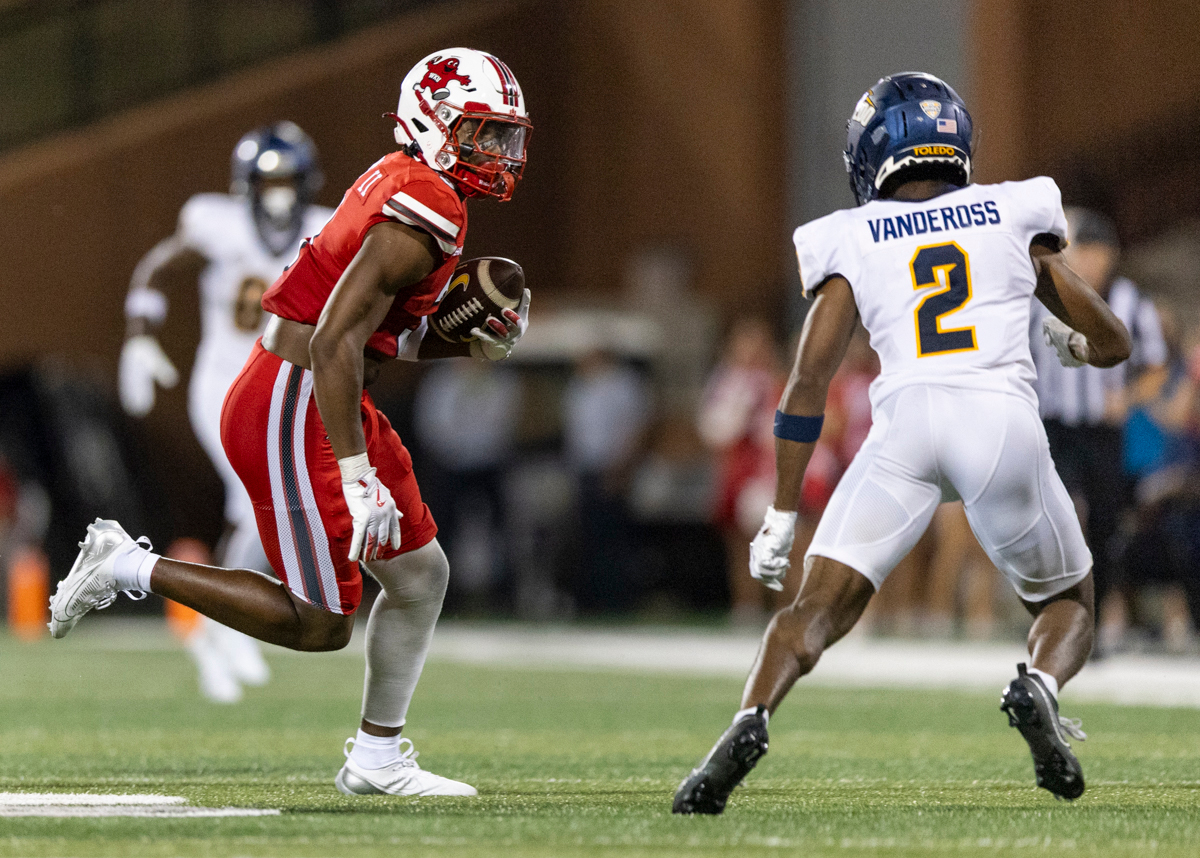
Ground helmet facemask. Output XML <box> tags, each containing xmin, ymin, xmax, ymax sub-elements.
<box><xmin>251</xmin><ymin>176</ymin><xmax>306</xmax><ymax>256</ymax></box>
<box><xmin>439</xmin><ymin>112</ymin><xmax>530</xmax><ymax>201</ymax></box>
<box><xmin>231</xmin><ymin>122</ymin><xmax>322</xmax><ymax>256</ymax></box>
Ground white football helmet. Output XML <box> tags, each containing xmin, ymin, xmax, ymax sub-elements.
<box><xmin>389</xmin><ymin>48</ymin><xmax>532</xmax><ymax>201</ymax></box>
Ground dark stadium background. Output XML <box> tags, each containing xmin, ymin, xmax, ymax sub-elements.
<box><xmin>2</xmin><ymin>0</ymin><xmax>1199</xmax><ymax>618</ymax></box>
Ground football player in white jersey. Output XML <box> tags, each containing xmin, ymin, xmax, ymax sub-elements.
<box><xmin>674</xmin><ymin>73</ymin><xmax>1131</xmax><ymax>813</ymax></box>
<box><xmin>120</xmin><ymin>122</ymin><xmax>333</xmax><ymax>702</ymax></box>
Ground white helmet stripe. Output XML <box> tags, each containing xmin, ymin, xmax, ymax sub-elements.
<box><xmin>483</xmin><ymin>53</ymin><xmax>520</xmax><ymax>108</ymax></box>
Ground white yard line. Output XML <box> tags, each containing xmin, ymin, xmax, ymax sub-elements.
<box><xmin>0</xmin><ymin>806</ymin><xmax>281</xmax><ymax>818</ymax></box>
<box><xmin>0</xmin><ymin>792</ymin><xmax>280</xmax><ymax>818</ymax></box>
<box><xmin>0</xmin><ymin>793</ymin><xmax>185</xmax><ymax>805</ymax></box>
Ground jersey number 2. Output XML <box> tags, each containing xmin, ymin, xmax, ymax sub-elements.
<box><xmin>911</xmin><ymin>242</ymin><xmax>977</xmax><ymax>356</ymax></box>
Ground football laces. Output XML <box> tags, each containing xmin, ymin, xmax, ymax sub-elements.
<box><xmin>437</xmin><ymin>297</ymin><xmax>483</xmax><ymax>334</ymax></box>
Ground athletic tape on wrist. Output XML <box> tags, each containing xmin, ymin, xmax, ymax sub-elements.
<box><xmin>774</xmin><ymin>410</ymin><xmax>824</xmax><ymax>443</ymax></box>
<box><xmin>338</xmin><ymin>452</ymin><xmax>372</xmax><ymax>483</ymax></box>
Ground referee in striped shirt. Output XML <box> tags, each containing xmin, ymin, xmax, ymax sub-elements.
<box><xmin>1029</xmin><ymin>207</ymin><xmax>1168</xmax><ymax>638</ymax></box>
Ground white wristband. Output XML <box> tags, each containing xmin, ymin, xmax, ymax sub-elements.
<box><xmin>764</xmin><ymin>505</ymin><xmax>799</xmax><ymax>529</ymax></box>
<box><xmin>1068</xmin><ymin>332</ymin><xmax>1090</xmax><ymax>364</ymax></box>
<box><xmin>125</xmin><ymin>287</ymin><xmax>168</xmax><ymax>325</ymax></box>
<box><xmin>337</xmin><ymin>452</ymin><xmax>371</xmax><ymax>483</ymax></box>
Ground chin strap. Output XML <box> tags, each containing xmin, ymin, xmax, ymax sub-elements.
<box><xmin>384</xmin><ymin>112</ymin><xmax>426</xmax><ymax>161</ymax></box>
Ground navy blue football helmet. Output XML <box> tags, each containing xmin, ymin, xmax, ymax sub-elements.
<box><xmin>230</xmin><ymin>121</ymin><xmax>323</xmax><ymax>255</ymax></box>
<box><xmin>844</xmin><ymin>72</ymin><xmax>973</xmax><ymax>206</ymax></box>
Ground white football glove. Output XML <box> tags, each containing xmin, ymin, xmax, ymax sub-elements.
<box><xmin>118</xmin><ymin>335</ymin><xmax>179</xmax><ymax>417</ymax></box>
<box><xmin>1042</xmin><ymin>316</ymin><xmax>1089</xmax><ymax>368</ymax></box>
<box><xmin>339</xmin><ymin>456</ymin><xmax>403</xmax><ymax>562</ymax></box>
<box><xmin>469</xmin><ymin>288</ymin><xmax>530</xmax><ymax>361</ymax></box>
<box><xmin>749</xmin><ymin>505</ymin><xmax>798</xmax><ymax>592</ymax></box>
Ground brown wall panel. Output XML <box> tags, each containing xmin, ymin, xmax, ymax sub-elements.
<box><xmin>1023</xmin><ymin>0</ymin><xmax>1200</xmax><ymax>164</ymax></box>
<box><xmin>970</xmin><ymin>0</ymin><xmax>1200</xmax><ymax>242</ymax></box>
<box><xmin>971</xmin><ymin>0</ymin><xmax>1200</xmax><ymax>176</ymax></box>
<box><xmin>560</xmin><ymin>0</ymin><xmax>787</xmax><ymax>308</ymax></box>
<box><xmin>968</xmin><ymin>0</ymin><xmax>1029</xmax><ymax>183</ymax></box>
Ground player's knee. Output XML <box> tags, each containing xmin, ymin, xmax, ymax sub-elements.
<box><xmin>296</xmin><ymin>619</ymin><xmax>353</xmax><ymax>652</ymax></box>
<box><xmin>287</xmin><ymin>603</ymin><xmax>355</xmax><ymax>652</ymax></box>
<box><xmin>368</xmin><ymin>539</ymin><xmax>449</xmax><ymax>606</ymax></box>
<box><xmin>417</xmin><ymin>540</ymin><xmax>451</xmax><ymax>603</ymax></box>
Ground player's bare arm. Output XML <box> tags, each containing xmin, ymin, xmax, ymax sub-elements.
<box><xmin>773</xmin><ymin>275</ymin><xmax>859</xmax><ymax>512</ymax></box>
<box><xmin>125</xmin><ymin>238</ymin><xmax>208</xmax><ymax>336</ymax></box>
<box><xmin>1031</xmin><ymin>242</ymin><xmax>1131</xmax><ymax>368</ymax></box>
<box><xmin>307</xmin><ymin>220</ymin><xmax>439</xmax><ymax>458</ymax></box>
<box><xmin>119</xmin><ymin>238</ymin><xmax>207</xmax><ymax>416</ymax></box>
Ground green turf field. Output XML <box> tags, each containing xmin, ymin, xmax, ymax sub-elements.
<box><xmin>2</xmin><ymin>627</ymin><xmax>1199</xmax><ymax>857</ymax></box>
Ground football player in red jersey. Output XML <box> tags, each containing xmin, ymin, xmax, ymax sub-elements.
<box><xmin>49</xmin><ymin>48</ymin><xmax>533</xmax><ymax>797</ymax></box>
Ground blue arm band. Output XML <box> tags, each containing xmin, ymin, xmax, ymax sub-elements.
<box><xmin>774</xmin><ymin>410</ymin><xmax>824</xmax><ymax>443</ymax></box>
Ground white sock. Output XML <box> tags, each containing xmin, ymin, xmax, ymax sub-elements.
<box><xmin>350</xmin><ymin>729</ymin><xmax>401</xmax><ymax>769</ymax></box>
<box><xmin>734</xmin><ymin>705</ymin><xmax>768</xmax><ymax>726</ymax></box>
<box><xmin>1028</xmin><ymin>667</ymin><xmax>1059</xmax><ymax>700</ymax></box>
<box><xmin>110</xmin><ymin>542</ymin><xmax>160</xmax><ymax>592</ymax></box>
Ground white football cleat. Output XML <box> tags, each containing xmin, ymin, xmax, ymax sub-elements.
<box><xmin>334</xmin><ymin>737</ymin><xmax>477</xmax><ymax>797</ymax></box>
<box><xmin>48</xmin><ymin>519</ymin><xmax>147</xmax><ymax>639</ymax></box>
<box><xmin>207</xmin><ymin>619</ymin><xmax>271</xmax><ymax>687</ymax></box>
<box><xmin>187</xmin><ymin>626</ymin><xmax>243</xmax><ymax>704</ymax></box>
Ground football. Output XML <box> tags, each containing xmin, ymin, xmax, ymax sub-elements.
<box><xmin>430</xmin><ymin>257</ymin><xmax>525</xmax><ymax>343</ymax></box>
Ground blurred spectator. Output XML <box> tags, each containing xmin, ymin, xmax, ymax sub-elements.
<box><xmin>1109</xmin><ymin>306</ymin><xmax>1200</xmax><ymax>652</ymax></box>
<box><xmin>0</xmin><ymin>458</ymin><xmax>18</xmax><ymax>555</ymax></box>
<box><xmin>698</xmin><ymin>319</ymin><xmax>878</xmax><ymax>625</ymax></box>
<box><xmin>697</xmin><ymin>317</ymin><xmax>786</xmax><ymax>623</ymax></box>
<box><xmin>1029</xmin><ymin>207</ymin><xmax>1167</xmax><ymax>651</ymax></box>
<box><xmin>414</xmin><ymin>360</ymin><xmax>522</xmax><ymax>610</ymax></box>
<box><xmin>563</xmin><ymin>348</ymin><xmax>653</xmax><ymax>613</ymax></box>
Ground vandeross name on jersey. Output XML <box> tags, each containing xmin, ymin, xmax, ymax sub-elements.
<box><xmin>868</xmin><ymin>200</ymin><xmax>1001</xmax><ymax>243</ymax></box>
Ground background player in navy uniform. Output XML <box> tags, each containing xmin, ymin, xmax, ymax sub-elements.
<box><xmin>120</xmin><ymin>122</ymin><xmax>333</xmax><ymax>703</ymax></box>
<box><xmin>674</xmin><ymin>73</ymin><xmax>1131</xmax><ymax>814</ymax></box>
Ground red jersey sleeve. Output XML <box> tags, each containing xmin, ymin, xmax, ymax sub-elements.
<box><xmin>379</xmin><ymin>180</ymin><xmax>464</xmax><ymax>256</ymax></box>
<box><xmin>262</xmin><ymin>152</ymin><xmax>467</xmax><ymax>359</ymax></box>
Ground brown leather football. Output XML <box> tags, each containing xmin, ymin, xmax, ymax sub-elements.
<box><xmin>430</xmin><ymin>257</ymin><xmax>525</xmax><ymax>343</ymax></box>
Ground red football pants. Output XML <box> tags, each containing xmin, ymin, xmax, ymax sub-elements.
<box><xmin>220</xmin><ymin>342</ymin><xmax>437</xmax><ymax>614</ymax></box>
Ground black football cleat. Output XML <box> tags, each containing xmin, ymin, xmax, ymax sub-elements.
<box><xmin>1001</xmin><ymin>663</ymin><xmax>1087</xmax><ymax>800</ymax></box>
<box><xmin>672</xmin><ymin>706</ymin><xmax>769</xmax><ymax>814</ymax></box>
